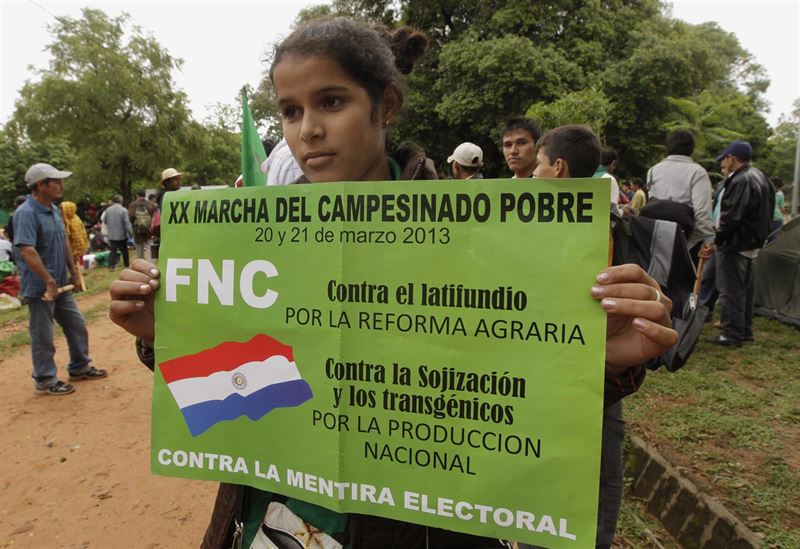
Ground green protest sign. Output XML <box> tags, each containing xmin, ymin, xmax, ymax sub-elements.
<box><xmin>153</xmin><ymin>179</ymin><xmax>609</xmax><ymax>548</ymax></box>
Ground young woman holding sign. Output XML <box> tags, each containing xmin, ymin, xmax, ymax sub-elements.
<box><xmin>109</xmin><ymin>17</ymin><xmax>677</xmax><ymax>549</ymax></box>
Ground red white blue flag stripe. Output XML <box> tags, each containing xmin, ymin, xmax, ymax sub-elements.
<box><xmin>160</xmin><ymin>334</ymin><xmax>313</xmax><ymax>436</ymax></box>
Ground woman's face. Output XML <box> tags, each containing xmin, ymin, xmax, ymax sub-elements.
<box><xmin>273</xmin><ymin>55</ymin><xmax>395</xmax><ymax>183</ymax></box>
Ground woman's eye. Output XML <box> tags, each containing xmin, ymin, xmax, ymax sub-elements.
<box><xmin>323</xmin><ymin>96</ymin><xmax>343</xmax><ymax>109</ymax></box>
<box><xmin>282</xmin><ymin>106</ymin><xmax>299</xmax><ymax>120</ymax></box>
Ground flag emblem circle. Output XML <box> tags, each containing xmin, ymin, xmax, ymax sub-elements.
<box><xmin>232</xmin><ymin>372</ymin><xmax>247</xmax><ymax>390</ymax></box>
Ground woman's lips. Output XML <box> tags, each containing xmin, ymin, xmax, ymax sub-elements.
<box><xmin>304</xmin><ymin>152</ymin><xmax>335</xmax><ymax>169</ymax></box>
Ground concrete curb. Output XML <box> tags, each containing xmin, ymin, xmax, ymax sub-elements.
<box><xmin>625</xmin><ymin>434</ymin><xmax>763</xmax><ymax>548</ymax></box>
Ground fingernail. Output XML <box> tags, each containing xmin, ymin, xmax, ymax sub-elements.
<box><xmin>601</xmin><ymin>298</ymin><xmax>617</xmax><ymax>308</ymax></box>
<box><xmin>135</xmin><ymin>301</ymin><xmax>145</xmax><ymax>308</ymax></box>
<box><xmin>596</xmin><ymin>272</ymin><xmax>610</xmax><ymax>283</ymax></box>
<box><xmin>139</xmin><ymin>284</ymin><xmax>149</xmax><ymax>292</ymax></box>
<box><xmin>633</xmin><ymin>318</ymin><xmax>647</xmax><ymax>330</ymax></box>
<box><xmin>150</xmin><ymin>268</ymin><xmax>159</xmax><ymax>276</ymax></box>
<box><xmin>591</xmin><ymin>286</ymin><xmax>604</xmax><ymax>297</ymax></box>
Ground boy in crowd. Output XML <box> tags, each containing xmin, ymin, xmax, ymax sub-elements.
<box><xmin>501</xmin><ymin>117</ymin><xmax>542</xmax><ymax>178</ymax></box>
<box><xmin>532</xmin><ymin>125</ymin><xmax>631</xmax><ymax>549</ymax></box>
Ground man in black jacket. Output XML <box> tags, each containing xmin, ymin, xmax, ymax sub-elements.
<box><xmin>710</xmin><ymin>141</ymin><xmax>774</xmax><ymax>346</ymax></box>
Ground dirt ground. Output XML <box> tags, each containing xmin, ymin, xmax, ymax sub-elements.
<box><xmin>0</xmin><ymin>292</ymin><xmax>216</xmax><ymax>548</ymax></box>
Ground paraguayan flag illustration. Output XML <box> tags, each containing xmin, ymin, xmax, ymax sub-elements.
<box><xmin>159</xmin><ymin>334</ymin><xmax>313</xmax><ymax>436</ymax></box>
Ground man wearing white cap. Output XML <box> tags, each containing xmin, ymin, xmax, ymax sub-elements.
<box><xmin>13</xmin><ymin>163</ymin><xmax>107</xmax><ymax>395</ymax></box>
<box><xmin>447</xmin><ymin>142</ymin><xmax>484</xmax><ymax>180</ymax></box>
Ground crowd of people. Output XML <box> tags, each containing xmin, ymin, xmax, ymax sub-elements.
<box><xmin>0</xmin><ymin>165</ymin><xmax>186</xmax><ymax>397</ymax></box>
<box><xmin>448</xmin><ymin>125</ymin><xmax>785</xmax><ymax>352</ymax></box>
<box><xmin>0</xmin><ymin>14</ymin><xmax>794</xmax><ymax>549</ymax></box>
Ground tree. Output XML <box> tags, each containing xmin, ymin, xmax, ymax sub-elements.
<box><xmin>597</xmin><ymin>19</ymin><xmax>769</xmax><ymax>175</ymax></box>
<box><xmin>662</xmin><ymin>91</ymin><xmax>747</xmax><ymax>166</ymax></box>
<box><xmin>527</xmin><ymin>89</ymin><xmax>611</xmax><ymax>140</ymax></box>
<box><xmin>0</xmin><ymin>125</ymin><xmax>75</xmax><ymax>206</ymax></box>
<box><xmin>760</xmin><ymin>98</ymin><xmax>799</xmax><ymax>183</ymax></box>
<box><xmin>275</xmin><ymin>0</ymin><xmax>772</xmax><ymax>178</ymax></box>
<box><xmin>249</xmin><ymin>81</ymin><xmax>283</xmax><ymax>144</ymax></box>
<box><xmin>181</xmin><ymin>119</ymin><xmax>240</xmax><ymax>186</ymax></box>
<box><xmin>10</xmin><ymin>8</ymin><xmax>190</xmax><ymax>202</ymax></box>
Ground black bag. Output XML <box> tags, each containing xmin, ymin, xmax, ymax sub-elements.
<box><xmin>639</xmin><ymin>197</ymin><xmax>695</xmax><ymax>240</ymax></box>
<box><xmin>614</xmin><ymin>215</ymin><xmax>705</xmax><ymax>372</ymax></box>
<box><xmin>665</xmin><ymin>293</ymin><xmax>708</xmax><ymax>372</ymax></box>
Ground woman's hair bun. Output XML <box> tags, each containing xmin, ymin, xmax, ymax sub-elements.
<box><xmin>388</xmin><ymin>26</ymin><xmax>429</xmax><ymax>75</ymax></box>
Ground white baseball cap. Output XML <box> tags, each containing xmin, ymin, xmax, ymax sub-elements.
<box><xmin>447</xmin><ymin>142</ymin><xmax>483</xmax><ymax>168</ymax></box>
<box><xmin>24</xmin><ymin>163</ymin><xmax>72</xmax><ymax>188</ymax></box>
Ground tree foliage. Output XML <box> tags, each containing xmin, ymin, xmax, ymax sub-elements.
<box><xmin>527</xmin><ymin>89</ymin><xmax>611</xmax><ymax>141</ymax></box>
<box><xmin>3</xmin><ymin>3</ymin><xmax>782</xmax><ymax>204</ymax></box>
<box><xmin>285</xmin><ymin>0</ymin><xmax>774</xmax><ymax>179</ymax></box>
<box><xmin>9</xmin><ymin>9</ymin><xmax>191</xmax><ymax>202</ymax></box>
<box><xmin>0</xmin><ymin>127</ymin><xmax>75</xmax><ymax>205</ymax></box>
<box><xmin>760</xmin><ymin>98</ymin><xmax>799</xmax><ymax>184</ymax></box>
<box><xmin>662</xmin><ymin>91</ymin><xmax>749</xmax><ymax>166</ymax></box>
<box><xmin>1</xmin><ymin>8</ymin><xmax>246</xmax><ymax>204</ymax></box>
<box><xmin>181</xmin><ymin>120</ymin><xmax>240</xmax><ymax>187</ymax></box>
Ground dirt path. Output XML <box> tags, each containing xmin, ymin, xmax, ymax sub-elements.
<box><xmin>0</xmin><ymin>293</ymin><xmax>216</xmax><ymax>548</ymax></box>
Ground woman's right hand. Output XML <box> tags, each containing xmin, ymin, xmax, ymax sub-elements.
<box><xmin>109</xmin><ymin>258</ymin><xmax>160</xmax><ymax>345</ymax></box>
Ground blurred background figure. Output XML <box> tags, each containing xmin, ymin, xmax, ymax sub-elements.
<box><xmin>768</xmin><ymin>177</ymin><xmax>787</xmax><ymax>242</ymax></box>
<box><xmin>60</xmin><ymin>201</ymin><xmax>89</xmax><ymax>289</ymax></box>
<box><xmin>103</xmin><ymin>195</ymin><xmax>132</xmax><ymax>271</ymax></box>
<box><xmin>128</xmin><ymin>189</ymin><xmax>156</xmax><ymax>261</ymax></box>
<box><xmin>447</xmin><ymin>142</ymin><xmax>484</xmax><ymax>180</ymax></box>
<box><xmin>627</xmin><ymin>177</ymin><xmax>648</xmax><ymax>215</ymax></box>
<box><xmin>593</xmin><ymin>146</ymin><xmax>621</xmax><ymax>208</ymax></box>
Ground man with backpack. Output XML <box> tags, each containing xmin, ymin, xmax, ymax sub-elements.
<box><xmin>646</xmin><ymin>129</ymin><xmax>714</xmax><ymax>262</ymax></box>
<box><xmin>128</xmin><ymin>189</ymin><xmax>155</xmax><ymax>261</ymax></box>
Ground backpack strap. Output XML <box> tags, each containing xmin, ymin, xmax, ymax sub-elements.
<box><xmin>647</xmin><ymin>219</ymin><xmax>677</xmax><ymax>287</ymax></box>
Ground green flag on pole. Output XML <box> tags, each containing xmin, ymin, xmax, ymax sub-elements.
<box><xmin>241</xmin><ymin>90</ymin><xmax>267</xmax><ymax>187</ymax></box>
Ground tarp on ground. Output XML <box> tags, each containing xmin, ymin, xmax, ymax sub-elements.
<box><xmin>754</xmin><ymin>217</ymin><xmax>800</xmax><ymax>327</ymax></box>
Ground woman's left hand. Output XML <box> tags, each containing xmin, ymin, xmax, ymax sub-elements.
<box><xmin>591</xmin><ymin>264</ymin><xmax>678</xmax><ymax>375</ymax></box>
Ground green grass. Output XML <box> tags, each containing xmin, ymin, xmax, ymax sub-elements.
<box><xmin>623</xmin><ymin>314</ymin><xmax>800</xmax><ymax>547</ymax></box>
<box><xmin>616</xmin><ymin>495</ymin><xmax>681</xmax><ymax>548</ymax></box>
<box><xmin>0</xmin><ymin>266</ymin><xmax>118</xmax><ymax>353</ymax></box>
<box><xmin>0</xmin><ymin>300</ymin><xmax>110</xmax><ymax>354</ymax></box>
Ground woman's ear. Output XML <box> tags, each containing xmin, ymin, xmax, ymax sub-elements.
<box><xmin>381</xmin><ymin>83</ymin><xmax>402</xmax><ymax>126</ymax></box>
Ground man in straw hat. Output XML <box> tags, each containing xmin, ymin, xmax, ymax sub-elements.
<box><xmin>151</xmin><ymin>168</ymin><xmax>184</xmax><ymax>259</ymax></box>
<box><xmin>156</xmin><ymin>167</ymin><xmax>183</xmax><ymax>209</ymax></box>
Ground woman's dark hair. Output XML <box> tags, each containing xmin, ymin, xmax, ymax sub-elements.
<box><xmin>630</xmin><ymin>176</ymin><xmax>645</xmax><ymax>189</ymax></box>
<box><xmin>269</xmin><ymin>18</ymin><xmax>428</xmax><ymax>117</ymax></box>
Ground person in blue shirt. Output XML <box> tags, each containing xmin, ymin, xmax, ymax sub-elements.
<box><xmin>13</xmin><ymin>163</ymin><xmax>107</xmax><ymax>395</ymax></box>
